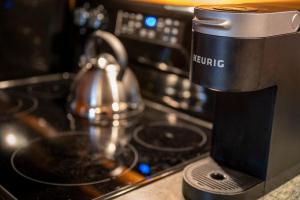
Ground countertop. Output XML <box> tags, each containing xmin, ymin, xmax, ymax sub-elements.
<box><xmin>115</xmin><ymin>171</ymin><xmax>300</xmax><ymax>200</ymax></box>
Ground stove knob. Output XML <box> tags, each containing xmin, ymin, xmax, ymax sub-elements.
<box><xmin>88</xmin><ymin>5</ymin><xmax>107</xmax><ymax>29</ymax></box>
<box><xmin>74</xmin><ymin>7</ymin><xmax>89</xmax><ymax>26</ymax></box>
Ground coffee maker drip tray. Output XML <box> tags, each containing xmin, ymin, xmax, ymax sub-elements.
<box><xmin>183</xmin><ymin>157</ymin><xmax>263</xmax><ymax>200</ymax></box>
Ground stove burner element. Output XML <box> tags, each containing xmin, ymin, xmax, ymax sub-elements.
<box><xmin>11</xmin><ymin>133</ymin><xmax>138</xmax><ymax>186</ymax></box>
<box><xmin>133</xmin><ymin>123</ymin><xmax>207</xmax><ymax>152</ymax></box>
<box><xmin>0</xmin><ymin>93</ymin><xmax>38</xmax><ymax>117</ymax></box>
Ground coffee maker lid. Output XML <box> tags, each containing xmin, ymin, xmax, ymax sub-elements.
<box><xmin>193</xmin><ymin>3</ymin><xmax>300</xmax><ymax>38</ymax></box>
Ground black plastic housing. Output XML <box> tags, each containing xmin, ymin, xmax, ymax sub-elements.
<box><xmin>189</xmin><ymin>30</ymin><xmax>300</xmax><ymax>198</ymax></box>
<box><xmin>191</xmin><ymin>32</ymin><xmax>276</xmax><ymax>92</ymax></box>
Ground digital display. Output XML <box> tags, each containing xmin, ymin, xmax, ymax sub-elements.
<box><xmin>144</xmin><ymin>16</ymin><xmax>157</xmax><ymax>28</ymax></box>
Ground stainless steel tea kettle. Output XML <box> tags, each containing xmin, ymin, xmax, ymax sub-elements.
<box><xmin>69</xmin><ymin>30</ymin><xmax>144</xmax><ymax>123</ymax></box>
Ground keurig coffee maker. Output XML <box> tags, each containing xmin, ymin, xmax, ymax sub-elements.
<box><xmin>183</xmin><ymin>3</ymin><xmax>300</xmax><ymax>200</ymax></box>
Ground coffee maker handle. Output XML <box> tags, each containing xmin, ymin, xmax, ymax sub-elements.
<box><xmin>84</xmin><ymin>30</ymin><xmax>128</xmax><ymax>81</ymax></box>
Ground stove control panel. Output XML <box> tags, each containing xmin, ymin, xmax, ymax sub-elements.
<box><xmin>115</xmin><ymin>10</ymin><xmax>184</xmax><ymax>46</ymax></box>
<box><xmin>74</xmin><ymin>3</ymin><xmax>108</xmax><ymax>30</ymax></box>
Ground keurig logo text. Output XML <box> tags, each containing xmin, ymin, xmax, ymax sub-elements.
<box><xmin>193</xmin><ymin>54</ymin><xmax>225</xmax><ymax>68</ymax></box>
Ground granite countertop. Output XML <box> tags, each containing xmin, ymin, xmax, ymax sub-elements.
<box><xmin>116</xmin><ymin>171</ymin><xmax>300</xmax><ymax>200</ymax></box>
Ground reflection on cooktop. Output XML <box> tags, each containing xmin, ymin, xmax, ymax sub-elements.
<box><xmin>11</xmin><ymin>133</ymin><xmax>138</xmax><ymax>186</ymax></box>
<box><xmin>0</xmin><ymin>74</ymin><xmax>211</xmax><ymax>200</ymax></box>
<box><xmin>27</xmin><ymin>81</ymin><xmax>70</xmax><ymax>99</ymax></box>
<box><xmin>133</xmin><ymin>123</ymin><xmax>207</xmax><ymax>152</ymax></box>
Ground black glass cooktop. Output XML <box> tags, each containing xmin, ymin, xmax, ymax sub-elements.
<box><xmin>0</xmin><ymin>74</ymin><xmax>211</xmax><ymax>200</ymax></box>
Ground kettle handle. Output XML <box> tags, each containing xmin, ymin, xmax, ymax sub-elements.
<box><xmin>84</xmin><ymin>30</ymin><xmax>128</xmax><ymax>81</ymax></box>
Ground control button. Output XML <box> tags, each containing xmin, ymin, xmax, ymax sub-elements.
<box><xmin>74</xmin><ymin>7</ymin><xmax>89</xmax><ymax>26</ymax></box>
<box><xmin>165</xmin><ymin>18</ymin><xmax>172</xmax><ymax>25</ymax></box>
<box><xmin>157</xmin><ymin>21</ymin><xmax>164</xmax><ymax>29</ymax></box>
<box><xmin>158</xmin><ymin>18</ymin><xmax>164</xmax><ymax>23</ymax></box>
<box><xmin>148</xmin><ymin>30</ymin><xmax>156</xmax><ymax>39</ymax></box>
<box><xmin>127</xmin><ymin>28</ymin><xmax>134</xmax><ymax>34</ymax></box>
<box><xmin>129</xmin><ymin>13</ymin><xmax>136</xmax><ymax>19</ymax></box>
<box><xmin>136</xmin><ymin>14</ymin><xmax>143</xmax><ymax>21</ymax></box>
<box><xmin>157</xmin><ymin>18</ymin><xmax>164</xmax><ymax>29</ymax></box>
<box><xmin>173</xmin><ymin>20</ymin><xmax>180</xmax><ymax>26</ymax></box>
<box><xmin>171</xmin><ymin>28</ymin><xmax>179</xmax><ymax>35</ymax></box>
<box><xmin>87</xmin><ymin>5</ymin><xmax>107</xmax><ymax>29</ymax></box>
<box><xmin>164</xmin><ymin>27</ymin><xmax>170</xmax><ymax>34</ymax></box>
<box><xmin>88</xmin><ymin>12</ymin><xmax>105</xmax><ymax>29</ymax></box>
<box><xmin>135</xmin><ymin>22</ymin><xmax>142</xmax><ymax>28</ymax></box>
<box><xmin>128</xmin><ymin>20</ymin><xmax>135</xmax><ymax>27</ymax></box>
<box><xmin>139</xmin><ymin>29</ymin><xmax>147</xmax><ymax>37</ymax></box>
<box><xmin>170</xmin><ymin>37</ymin><xmax>178</xmax><ymax>44</ymax></box>
<box><xmin>122</xmin><ymin>26</ymin><xmax>128</xmax><ymax>33</ymax></box>
<box><xmin>123</xmin><ymin>12</ymin><xmax>129</xmax><ymax>18</ymax></box>
<box><xmin>162</xmin><ymin>36</ymin><xmax>169</xmax><ymax>42</ymax></box>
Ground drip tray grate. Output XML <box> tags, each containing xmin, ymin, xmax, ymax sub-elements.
<box><xmin>183</xmin><ymin>157</ymin><xmax>262</xmax><ymax>195</ymax></box>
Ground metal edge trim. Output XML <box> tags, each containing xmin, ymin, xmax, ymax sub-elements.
<box><xmin>0</xmin><ymin>185</ymin><xmax>18</xmax><ymax>200</ymax></box>
<box><xmin>0</xmin><ymin>73</ymin><xmax>75</xmax><ymax>89</ymax></box>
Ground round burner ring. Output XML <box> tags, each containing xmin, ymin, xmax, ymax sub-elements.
<box><xmin>11</xmin><ymin>132</ymin><xmax>138</xmax><ymax>186</ymax></box>
<box><xmin>133</xmin><ymin>122</ymin><xmax>207</xmax><ymax>152</ymax></box>
<box><xmin>15</xmin><ymin>94</ymin><xmax>38</xmax><ymax>116</ymax></box>
<box><xmin>5</xmin><ymin>98</ymin><xmax>23</xmax><ymax>114</ymax></box>
<box><xmin>0</xmin><ymin>93</ymin><xmax>38</xmax><ymax>117</ymax></box>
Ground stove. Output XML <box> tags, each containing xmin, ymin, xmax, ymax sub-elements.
<box><xmin>0</xmin><ymin>74</ymin><xmax>211</xmax><ymax>200</ymax></box>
